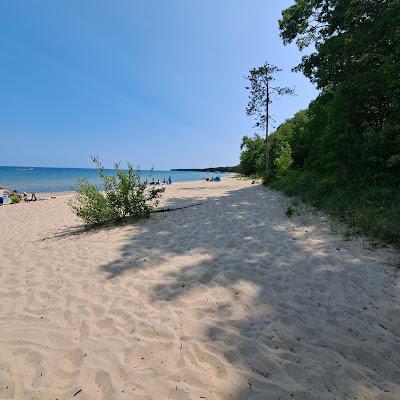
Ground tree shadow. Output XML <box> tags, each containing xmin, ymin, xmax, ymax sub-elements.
<box><xmin>98</xmin><ymin>184</ymin><xmax>400</xmax><ymax>399</ymax></box>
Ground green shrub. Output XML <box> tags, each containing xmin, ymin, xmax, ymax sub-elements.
<box><xmin>269</xmin><ymin>170</ymin><xmax>400</xmax><ymax>246</ymax></box>
<box><xmin>273</xmin><ymin>142</ymin><xmax>293</xmax><ymax>178</ymax></box>
<box><xmin>69</xmin><ymin>157</ymin><xmax>159</xmax><ymax>225</ymax></box>
<box><xmin>285</xmin><ymin>205</ymin><xmax>295</xmax><ymax>217</ymax></box>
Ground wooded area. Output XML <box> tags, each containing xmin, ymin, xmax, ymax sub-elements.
<box><xmin>240</xmin><ymin>0</ymin><xmax>400</xmax><ymax>245</ymax></box>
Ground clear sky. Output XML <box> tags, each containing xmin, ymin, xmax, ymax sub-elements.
<box><xmin>1</xmin><ymin>0</ymin><xmax>317</xmax><ymax>169</ymax></box>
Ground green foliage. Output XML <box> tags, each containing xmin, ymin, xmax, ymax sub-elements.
<box><xmin>70</xmin><ymin>157</ymin><xmax>158</xmax><ymax>225</ymax></box>
<box><xmin>239</xmin><ymin>135</ymin><xmax>265</xmax><ymax>176</ymax></box>
<box><xmin>70</xmin><ymin>179</ymin><xmax>115</xmax><ymax>224</ymax></box>
<box><xmin>387</xmin><ymin>154</ymin><xmax>400</xmax><ymax>169</ymax></box>
<box><xmin>245</xmin><ymin>62</ymin><xmax>294</xmax><ymax>171</ymax></box>
<box><xmin>273</xmin><ymin>143</ymin><xmax>293</xmax><ymax>178</ymax></box>
<box><xmin>279</xmin><ymin>0</ymin><xmax>400</xmax><ymax>180</ymax></box>
<box><xmin>245</xmin><ymin>62</ymin><xmax>294</xmax><ymax>131</ymax></box>
<box><xmin>240</xmin><ymin>1</ymin><xmax>400</xmax><ymax>245</ymax></box>
<box><xmin>269</xmin><ymin>169</ymin><xmax>400</xmax><ymax>245</ymax></box>
<box><xmin>285</xmin><ymin>205</ymin><xmax>295</xmax><ymax>217</ymax></box>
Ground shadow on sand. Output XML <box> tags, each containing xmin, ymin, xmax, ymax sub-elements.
<box><xmin>68</xmin><ymin>184</ymin><xmax>400</xmax><ymax>399</ymax></box>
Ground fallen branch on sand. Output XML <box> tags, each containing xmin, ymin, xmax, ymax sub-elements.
<box><xmin>152</xmin><ymin>203</ymin><xmax>202</xmax><ymax>213</ymax></box>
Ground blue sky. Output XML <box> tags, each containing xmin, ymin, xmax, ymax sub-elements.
<box><xmin>1</xmin><ymin>0</ymin><xmax>317</xmax><ymax>169</ymax></box>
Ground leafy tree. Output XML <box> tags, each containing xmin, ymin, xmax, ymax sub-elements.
<box><xmin>239</xmin><ymin>135</ymin><xmax>265</xmax><ymax>176</ymax></box>
<box><xmin>240</xmin><ymin>1</ymin><xmax>400</xmax><ymax>244</ymax></box>
<box><xmin>274</xmin><ymin>0</ymin><xmax>400</xmax><ymax>244</ymax></box>
<box><xmin>245</xmin><ymin>62</ymin><xmax>294</xmax><ymax>171</ymax></box>
<box><xmin>268</xmin><ymin>110</ymin><xmax>310</xmax><ymax>171</ymax></box>
<box><xmin>279</xmin><ymin>0</ymin><xmax>400</xmax><ymax>177</ymax></box>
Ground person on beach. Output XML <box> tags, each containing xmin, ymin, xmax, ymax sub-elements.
<box><xmin>0</xmin><ymin>187</ymin><xmax>37</xmax><ymax>205</ymax></box>
<box><xmin>23</xmin><ymin>192</ymin><xmax>37</xmax><ymax>202</ymax></box>
<box><xmin>10</xmin><ymin>190</ymin><xmax>21</xmax><ymax>203</ymax></box>
<box><xmin>0</xmin><ymin>187</ymin><xmax>6</xmax><ymax>205</ymax></box>
<box><xmin>0</xmin><ymin>187</ymin><xmax>10</xmax><ymax>205</ymax></box>
<box><xmin>11</xmin><ymin>189</ymin><xmax>37</xmax><ymax>203</ymax></box>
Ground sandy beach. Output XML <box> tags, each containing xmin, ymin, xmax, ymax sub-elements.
<box><xmin>0</xmin><ymin>176</ymin><xmax>399</xmax><ymax>400</ymax></box>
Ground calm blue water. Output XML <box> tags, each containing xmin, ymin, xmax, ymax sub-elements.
<box><xmin>0</xmin><ymin>166</ymin><xmax>225</xmax><ymax>193</ymax></box>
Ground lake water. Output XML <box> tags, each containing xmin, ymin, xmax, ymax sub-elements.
<box><xmin>0</xmin><ymin>166</ymin><xmax>225</xmax><ymax>193</ymax></box>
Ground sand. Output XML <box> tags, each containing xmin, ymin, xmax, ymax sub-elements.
<box><xmin>0</xmin><ymin>176</ymin><xmax>399</xmax><ymax>400</ymax></box>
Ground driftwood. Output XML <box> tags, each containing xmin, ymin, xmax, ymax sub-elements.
<box><xmin>152</xmin><ymin>203</ymin><xmax>202</xmax><ymax>213</ymax></box>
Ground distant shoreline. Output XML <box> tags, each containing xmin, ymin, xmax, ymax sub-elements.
<box><xmin>171</xmin><ymin>167</ymin><xmax>237</xmax><ymax>173</ymax></box>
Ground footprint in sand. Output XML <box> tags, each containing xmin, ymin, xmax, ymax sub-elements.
<box><xmin>94</xmin><ymin>369</ymin><xmax>115</xmax><ymax>399</ymax></box>
<box><xmin>64</xmin><ymin>348</ymin><xmax>85</xmax><ymax>369</ymax></box>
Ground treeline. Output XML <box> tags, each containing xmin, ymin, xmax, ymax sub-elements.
<box><xmin>172</xmin><ymin>166</ymin><xmax>238</xmax><ymax>173</ymax></box>
<box><xmin>240</xmin><ymin>0</ymin><xmax>400</xmax><ymax>245</ymax></box>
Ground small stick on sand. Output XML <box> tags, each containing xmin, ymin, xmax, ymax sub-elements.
<box><xmin>152</xmin><ymin>203</ymin><xmax>202</xmax><ymax>213</ymax></box>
